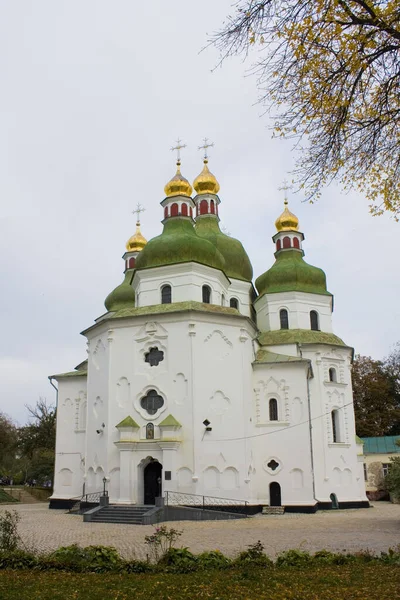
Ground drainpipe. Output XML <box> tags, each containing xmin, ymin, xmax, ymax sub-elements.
<box><xmin>298</xmin><ymin>345</ymin><xmax>316</xmax><ymax>504</ymax></box>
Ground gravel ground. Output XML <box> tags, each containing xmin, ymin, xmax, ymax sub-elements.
<box><xmin>1</xmin><ymin>501</ymin><xmax>399</xmax><ymax>560</ymax></box>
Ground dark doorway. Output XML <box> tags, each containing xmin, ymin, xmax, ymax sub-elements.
<box><xmin>269</xmin><ymin>482</ymin><xmax>282</xmax><ymax>507</ymax></box>
<box><xmin>144</xmin><ymin>461</ymin><xmax>162</xmax><ymax>505</ymax></box>
<box><xmin>330</xmin><ymin>493</ymin><xmax>339</xmax><ymax>509</ymax></box>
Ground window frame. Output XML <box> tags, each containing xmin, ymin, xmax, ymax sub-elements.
<box><xmin>269</xmin><ymin>398</ymin><xmax>279</xmax><ymax>421</ymax></box>
<box><xmin>202</xmin><ymin>284</ymin><xmax>211</xmax><ymax>304</ymax></box>
<box><xmin>161</xmin><ymin>284</ymin><xmax>172</xmax><ymax>304</ymax></box>
<box><xmin>279</xmin><ymin>308</ymin><xmax>289</xmax><ymax>330</ymax></box>
<box><xmin>310</xmin><ymin>310</ymin><xmax>320</xmax><ymax>331</ymax></box>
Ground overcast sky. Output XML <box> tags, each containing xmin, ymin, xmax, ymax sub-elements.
<box><xmin>0</xmin><ymin>1</ymin><xmax>398</xmax><ymax>425</ymax></box>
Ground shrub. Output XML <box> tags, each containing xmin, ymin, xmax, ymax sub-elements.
<box><xmin>158</xmin><ymin>547</ymin><xmax>199</xmax><ymax>572</ymax></box>
<box><xmin>49</xmin><ymin>544</ymin><xmax>122</xmax><ymax>572</ymax></box>
<box><xmin>235</xmin><ymin>541</ymin><xmax>273</xmax><ymax>567</ymax></box>
<box><xmin>0</xmin><ymin>510</ymin><xmax>22</xmax><ymax>551</ymax></box>
<box><xmin>197</xmin><ymin>550</ymin><xmax>232</xmax><ymax>570</ymax></box>
<box><xmin>144</xmin><ymin>525</ymin><xmax>182</xmax><ymax>563</ymax></box>
<box><xmin>275</xmin><ymin>548</ymin><xmax>312</xmax><ymax>567</ymax></box>
<box><xmin>0</xmin><ymin>549</ymin><xmax>37</xmax><ymax>570</ymax></box>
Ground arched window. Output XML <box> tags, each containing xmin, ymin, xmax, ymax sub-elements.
<box><xmin>210</xmin><ymin>199</ymin><xmax>215</xmax><ymax>214</ymax></box>
<box><xmin>202</xmin><ymin>285</ymin><xmax>211</xmax><ymax>304</ymax></box>
<box><xmin>276</xmin><ymin>239</ymin><xmax>281</xmax><ymax>251</ymax></box>
<box><xmin>283</xmin><ymin>236</ymin><xmax>291</xmax><ymax>248</ymax></box>
<box><xmin>200</xmin><ymin>199</ymin><xmax>208</xmax><ymax>215</ymax></box>
<box><xmin>293</xmin><ymin>237</ymin><xmax>300</xmax><ymax>249</ymax></box>
<box><xmin>269</xmin><ymin>398</ymin><xmax>278</xmax><ymax>421</ymax></box>
<box><xmin>310</xmin><ymin>310</ymin><xmax>319</xmax><ymax>331</ymax></box>
<box><xmin>331</xmin><ymin>409</ymin><xmax>340</xmax><ymax>443</ymax></box>
<box><xmin>280</xmin><ymin>309</ymin><xmax>289</xmax><ymax>330</ymax></box>
<box><xmin>181</xmin><ymin>203</ymin><xmax>188</xmax><ymax>216</ymax></box>
<box><xmin>230</xmin><ymin>298</ymin><xmax>239</xmax><ymax>310</ymax></box>
<box><xmin>171</xmin><ymin>203</ymin><xmax>179</xmax><ymax>217</ymax></box>
<box><xmin>329</xmin><ymin>367</ymin><xmax>337</xmax><ymax>383</ymax></box>
<box><xmin>146</xmin><ymin>423</ymin><xmax>154</xmax><ymax>440</ymax></box>
<box><xmin>128</xmin><ymin>257</ymin><xmax>136</xmax><ymax>269</ymax></box>
<box><xmin>161</xmin><ymin>285</ymin><xmax>171</xmax><ymax>304</ymax></box>
<box><xmin>221</xmin><ymin>294</ymin><xmax>225</xmax><ymax>306</ymax></box>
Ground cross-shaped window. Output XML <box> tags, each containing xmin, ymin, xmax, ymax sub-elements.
<box><xmin>145</xmin><ymin>347</ymin><xmax>164</xmax><ymax>367</ymax></box>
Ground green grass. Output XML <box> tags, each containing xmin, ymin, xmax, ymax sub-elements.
<box><xmin>0</xmin><ymin>564</ymin><xmax>399</xmax><ymax>600</ymax></box>
<box><xmin>0</xmin><ymin>490</ymin><xmax>17</xmax><ymax>504</ymax></box>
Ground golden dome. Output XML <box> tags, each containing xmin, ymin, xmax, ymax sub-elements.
<box><xmin>275</xmin><ymin>200</ymin><xmax>299</xmax><ymax>231</ymax></box>
<box><xmin>193</xmin><ymin>159</ymin><xmax>220</xmax><ymax>195</ymax></box>
<box><xmin>126</xmin><ymin>222</ymin><xmax>148</xmax><ymax>252</ymax></box>
<box><xmin>164</xmin><ymin>160</ymin><xmax>193</xmax><ymax>197</ymax></box>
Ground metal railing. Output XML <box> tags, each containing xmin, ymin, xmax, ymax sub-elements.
<box><xmin>165</xmin><ymin>491</ymin><xmax>249</xmax><ymax>515</ymax></box>
<box><xmin>69</xmin><ymin>490</ymin><xmax>104</xmax><ymax>513</ymax></box>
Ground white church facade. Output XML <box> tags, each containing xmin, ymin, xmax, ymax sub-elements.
<box><xmin>49</xmin><ymin>151</ymin><xmax>368</xmax><ymax>512</ymax></box>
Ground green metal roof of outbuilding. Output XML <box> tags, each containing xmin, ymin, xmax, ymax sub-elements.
<box><xmin>360</xmin><ymin>436</ymin><xmax>400</xmax><ymax>454</ymax></box>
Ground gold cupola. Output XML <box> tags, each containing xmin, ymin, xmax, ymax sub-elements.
<box><xmin>164</xmin><ymin>160</ymin><xmax>193</xmax><ymax>198</ymax></box>
<box><xmin>193</xmin><ymin>159</ymin><xmax>220</xmax><ymax>195</ymax></box>
<box><xmin>126</xmin><ymin>221</ymin><xmax>148</xmax><ymax>252</ymax></box>
<box><xmin>275</xmin><ymin>199</ymin><xmax>299</xmax><ymax>231</ymax></box>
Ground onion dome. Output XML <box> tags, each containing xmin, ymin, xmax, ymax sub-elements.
<box><xmin>255</xmin><ymin>250</ymin><xmax>330</xmax><ymax>298</ymax></box>
<box><xmin>105</xmin><ymin>272</ymin><xmax>135</xmax><ymax>312</ymax></box>
<box><xmin>126</xmin><ymin>222</ymin><xmax>148</xmax><ymax>252</ymax></box>
<box><xmin>195</xmin><ymin>216</ymin><xmax>253</xmax><ymax>282</ymax></box>
<box><xmin>135</xmin><ymin>218</ymin><xmax>225</xmax><ymax>272</ymax></box>
<box><xmin>164</xmin><ymin>160</ymin><xmax>193</xmax><ymax>198</ymax></box>
<box><xmin>193</xmin><ymin>159</ymin><xmax>220</xmax><ymax>195</ymax></box>
<box><xmin>275</xmin><ymin>200</ymin><xmax>299</xmax><ymax>232</ymax></box>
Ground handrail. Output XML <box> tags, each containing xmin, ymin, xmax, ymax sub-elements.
<box><xmin>165</xmin><ymin>491</ymin><xmax>249</xmax><ymax>515</ymax></box>
<box><xmin>68</xmin><ymin>490</ymin><xmax>104</xmax><ymax>513</ymax></box>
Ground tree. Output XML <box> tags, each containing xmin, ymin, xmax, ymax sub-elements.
<box><xmin>0</xmin><ymin>413</ymin><xmax>18</xmax><ymax>477</ymax></box>
<box><xmin>352</xmin><ymin>354</ymin><xmax>400</xmax><ymax>437</ymax></box>
<box><xmin>385</xmin><ymin>440</ymin><xmax>400</xmax><ymax>500</ymax></box>
<box><xmin>210</xmin><ymin>1</ymin><xmax>400</xmax><ymax>216</ymax></box>
<box><xmin>17</xmin><ymin>399</ymin><xmax>56</xmax><ymax>484</ymax></box>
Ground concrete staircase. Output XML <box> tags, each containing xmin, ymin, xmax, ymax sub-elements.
<box><xmin>262</xmin><ymin>506</ymin><xmax>285</xmax><ymax>515</ymax></box>
<box><xmin>89</xmin><ymin>504</ymin><xmax>154</xmax><ymax>524</ymax></box>
<box><xmin>3</xmin><ymin>487</ymin><xmax>43</xmax><ymax>504</ymax></box>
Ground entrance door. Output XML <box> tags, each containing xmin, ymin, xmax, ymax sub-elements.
<box><xmin>144</xmin><ymin>461</ymin><xmax>162</xmax><ymax>505</ymax></box>
<box><xmin>270</xmin><ymin>482</ymin><xmax>281</xmax><ymax>507</ymax></box>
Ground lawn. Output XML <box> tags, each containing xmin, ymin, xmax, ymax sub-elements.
<box><xmin>0</xmin><ymin>490</ymin><xmax>17</xmax><ymax>504</ymax></box>
<box><xmin>0</xmin><ymin>564</ymin><xmax>399</xmax><ymax>600</ymax></box>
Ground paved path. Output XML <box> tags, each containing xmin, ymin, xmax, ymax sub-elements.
<box><xmin>1</xmin><ymin>502</ymin><xmax>399</xmax><ymax>560</ymax></box>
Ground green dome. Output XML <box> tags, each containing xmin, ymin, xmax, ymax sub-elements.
<box><xmin>255</xmin><ymin>249</ymin><xmax>330</xmax><ymax>297</ymax></box>
<box><xmin>135</xmin><ymin>218</ymin><xmax>225</xmax><ymax>272</ymax></box>
<box><xmin>105</xmin><ymin>272</ymin><xmax>135</xmax><ymax>311</ymax></box>
<box><xmin>195</xmin><ymin>216</ymin><xmax>253</xmax><ymax>282</ymax></box>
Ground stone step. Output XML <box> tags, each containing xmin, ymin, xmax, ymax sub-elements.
<box><xmin>261</xmin><ymin>506</ymin><xmax>285</xmax><ymax>515</ymax></box>
<box><xmin>88</xmin><ymin>504</ymin><xmax>154</xmax><ymax>524</ymax></box>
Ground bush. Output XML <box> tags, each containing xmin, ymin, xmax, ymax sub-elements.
<box><xmin>197</xmin><ymin>550</ymin><xmax>232</xmax><ymax>570</ymax></box>
<box><xmin>158</xmin><ymin>547</ymin><xmax>199</xmax><ymax>572</ymax></box>
<box><xmin>275</xmin><ymin>549</ymin><xmax>312</xmax><ymax>567</ymax></box>
<box><xmin>0</xmin><ymin>510</ymin><xmax>22</xmax><ymax>551</ymax></box>
<box><xmin>235</xmin><ymin>541</ymin><xmax>273</xmax><ymax>567</ymax></box>
<box><xmin>49</xmin><ymin>544</ymin><xmax>122</xmax><ymax>572</ymax></box>
<box><xmin>144</xmin><ymin>525</ymin><xmax>182</xmax><ymax>563</ymax></box>
<box><xmin>0</xmin><ymin>549</ymin><xmax>37</xmax><ymax>570</ymax></box>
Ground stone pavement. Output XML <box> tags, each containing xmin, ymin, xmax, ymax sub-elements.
<box><xmin>1</xmin><ymin>502</ymin><xmax>399</xmax><ymax>560</ymax></box>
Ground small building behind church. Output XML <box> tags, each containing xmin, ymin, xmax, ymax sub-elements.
<box><xmin>49</xmin><ymin>151</ymin><xmax>368</xmax><ymax>514</ymax></box>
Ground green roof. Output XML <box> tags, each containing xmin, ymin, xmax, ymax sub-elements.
<box><xmin>255</xmin><ymin>249</ymin><xmax>331</xmax><ymax>298</ymax></box>
<box><xmin>135</xmin><ymin>217</ymin><xmax>225</xmax><ymax>272</ymax></box>
<box><xmin>254</xmin><ymin>349</ymin><xmax>309</xmax><ymax>365</ymax></box>
<box><xmin>195</xmin><ymin>216</ymin><xmax>253</xmax><ymax>282</ymax></box>
<box><xmin>258</xmin><ymin>329</ymin><xmax>347</xmax><ymax>347</ymax></box>
<box><xmin>159</xmin><ymin>414</ymin><xmax>181</xmax><ymax>427</ymax></box>
<box><xmin>49</xmin><ymin>370</ymin><xmax>87</xmax><ymax>379</ymax></box>
<box><xmin>105</xmin><ymin>271</ymin><xmax>135</xmax><ymax>312</ymax></box>
<box><xmin>116</xmin><ymin>416</ymin><xmax>140</xmax><ymax>428</ymax></box>
<box><xmin>109</xmin><ymin>301</ymin><xmax>242</xmax><ymax>319</ymax></box>
<box><xmin>360</xmin><ymin>436</ymin><xmax>400</xmax><ymax>454</ymax></box>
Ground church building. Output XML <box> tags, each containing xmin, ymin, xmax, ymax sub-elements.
<box><xmin>49</xmin><ymin>147</ymin><xmax>368</xmax><ymax>512</ymax></box>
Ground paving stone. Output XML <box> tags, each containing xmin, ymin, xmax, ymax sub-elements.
<box><xmin>0</xmin><ymin>502</ymin><xmax>399</xmax><ymax>560</ymax></box>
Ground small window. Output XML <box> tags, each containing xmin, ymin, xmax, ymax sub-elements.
<box><xmin>329</xmin><ymin>367</ymin><xmax>337</xmax><ymax>382</ymax></box>
<box><xmin>202</xmin><ymin>285</ymin><xmax>211</xmax><ymax>304</ymax></box>
<box><xmin>146</xmin><ymin>423</ymin><xmax>154</xmax><ymax>439</ymax></box>
<box><xmin>293</xmin><ymin>237</ymin><xmax>300</xmax><ymax>249</ymax></box>
<box><xmin>230</xmin><ymin>298</ymin><xmax>239</xmax><ymax>310</ymax></box>
<box><xmin>269</xmin><ymin>398</ymin><xmax>278</xmax><ymax>421</ymax></box>
<box><xmin>382</xmin><ymin>463</ymin><xmax>390</xmax><ymax>477</ymax></box>
<box><xmin>145</xmin><ymin>347</ymin><xmax>164</xmax><ymax>367</ymax></box>
<box><xmin>363</xmin><ymin>464</ymin><xmax>368</xmax><ymax>482</ymax></box>
<box><xmin>161</xmin><ymin>285</ymin><xmax>171</xmax><ymax>304</ymax></box>
<box><xmin>280</xmin><ymin>309</ymin><xmax>289</xmax><ymax>330</ymax></box>
<box><xmin>141</xmin><ymin>390</ymin><xmax>164</xmax><ymax>416</ymax></box>
<box><xmin>331</xmin><ymin>409</ymin><xmax>340</xmax><ymax>443</ymax></box>
<box><xmin>310</xmin><ymin>310</ymin><xmax>319</xmax><ymax>331</ymax></box>
<box><xmin>283</xmin><ymin>236</ymin><xmax>291</xmax><ymax>248</ymax></box>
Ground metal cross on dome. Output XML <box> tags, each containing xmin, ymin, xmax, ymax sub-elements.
<box><xmin>198</xmin><ymin>137</ymin><xmax>214</xmax><ymax>160</ymax></box>
<box><xmin>170</xmin><ymin>138</ymin><xmax>187</xmax><ymax>162</ymax></box>
<box><xmin>278</xmin><ymin>179</ymin><xmax>293</xmax><ymax>205</ymax></box>
<box><xmin>132</xmin><ymin>202</ymin><xmax>145</xmax><ymax>224</ymax></box>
